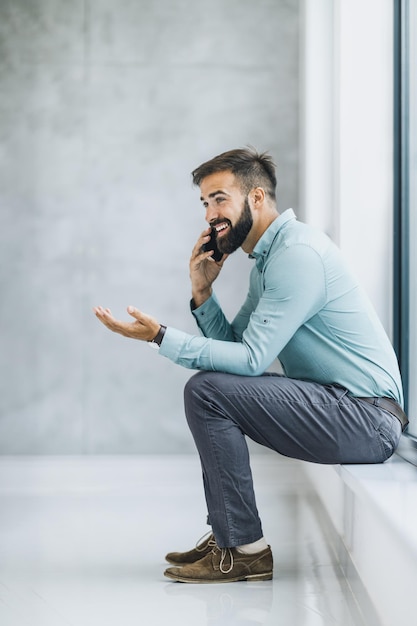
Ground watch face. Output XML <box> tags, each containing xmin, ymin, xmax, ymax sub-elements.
<box><xmin>148</xmin><ymin>341</ymin><xmax>160</xmax><ymax>350</ymax></box>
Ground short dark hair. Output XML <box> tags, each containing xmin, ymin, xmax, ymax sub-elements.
<box><xmin>191</xmin><ymin>147</ymin><xmax>277</xmax><ymax>200</ymax></box>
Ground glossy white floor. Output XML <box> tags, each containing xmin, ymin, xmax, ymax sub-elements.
<box><xmin>0</xmin><ymin>455</ymin><xmax>381</xmax><ymax>626</ymax></box>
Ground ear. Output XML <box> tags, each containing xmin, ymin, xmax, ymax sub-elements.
<box><xmin>249</xmin><ymin>187</ymin><xmax>266</xmax><ymax>208</ymax></box>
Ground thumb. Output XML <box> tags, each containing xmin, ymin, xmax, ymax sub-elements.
<box><xmin>127</xmin><ymin>305</ymin><xmax>141</xmax><ymax>319</ymax></box>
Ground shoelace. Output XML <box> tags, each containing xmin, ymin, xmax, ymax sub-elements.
<box><xmin>219</xmin><ymin>547</ymin><xmax>234</xmax><ymax>574</ymax></box>
<box><xmin>195</xmin><ymin>530</ymin><xmax>217</xmax><ymax>553</ymax></box>
<box><xmin>195</xmin><ymin>532</ymin><xmax>234</xmax><ymax>574</ymax></box>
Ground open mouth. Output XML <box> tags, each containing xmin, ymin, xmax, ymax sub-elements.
<box><xmin>213</xmin><ymin>221</ymin><xmax>230</xmax><ymax>238</ymax></box>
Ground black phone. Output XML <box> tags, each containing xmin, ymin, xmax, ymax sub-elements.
<box><xmin>203</xmin><ymin>228</ymin><xmax>223</xmax><ymax>262</ymax></box>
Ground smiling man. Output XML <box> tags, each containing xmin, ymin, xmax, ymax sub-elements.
<box><xmin>94</xmin><ymin>147</ymin><xmax>406</xmax><ymax>584</ymax></box>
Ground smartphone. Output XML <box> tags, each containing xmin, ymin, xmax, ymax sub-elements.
<box><xmin>203</xmin><ymin>228</ymin><xmax>223</xmax><ymax>262</ymax></box>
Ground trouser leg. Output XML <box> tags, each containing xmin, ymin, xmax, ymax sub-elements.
<box><xmin>184</xmin><ymin>376</ymin><xmax>263</xmax><ymax>548</ymax></box>
<box><xmin>184</xmin><ymin>370</ymin><xmax>401</xmax><ymax>548</ymax></box>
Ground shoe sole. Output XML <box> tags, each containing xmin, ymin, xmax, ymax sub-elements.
<box><xmin>164</xmin><ymin>570</ymin><xmax>273</xmax><ymax>583</ymax></box>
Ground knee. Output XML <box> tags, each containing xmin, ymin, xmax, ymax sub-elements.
<box><xmin>184</xmin><ymin>371</ymin><xmax>221</xmax><ymax>421</ymax></box>
<box><xmin>184</xmin><ymin>371</ymin><xmax>211</xmax><ymax>405</ymax></box>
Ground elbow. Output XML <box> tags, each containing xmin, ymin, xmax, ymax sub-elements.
<box><xmin>244</xmin><ymin>355</ymin><xmax>268</xmax><ymax>377</ymax></box>
<box><xmin>247</xmin><ymin>366</ymin><xmax>266</xmax><ymax>377</ymax></box>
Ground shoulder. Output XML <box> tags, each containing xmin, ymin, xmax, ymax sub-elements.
<box><xmin>279</xmin><ymin>219</ymin><xmax>332</xmax><ymax>252</ymax></box>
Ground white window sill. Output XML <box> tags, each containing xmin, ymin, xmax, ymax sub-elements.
<box><xmin>303</xmin><ymin>449</ymin><xmax>417</xmax><ymax>625</ymax></box>
<box><xmin>337</xmin><ymin>453</ymin><xmax>417</xmax><ymax>557</ymax></box>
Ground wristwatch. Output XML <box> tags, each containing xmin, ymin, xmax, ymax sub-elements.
<box><xmin>148</xmin><ymin>325</ymin><xmax>167</xmax><ymax>349</ymax></box>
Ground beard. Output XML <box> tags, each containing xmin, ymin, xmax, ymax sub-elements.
<box><xmin>216</xmin><ymin>197</ymin><xmax>253</xmax><ymax>255</ymax></box>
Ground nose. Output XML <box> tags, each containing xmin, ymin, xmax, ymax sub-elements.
<box><xmin>205</xmin><ymin>203</ymin><xmax>219</xmax><ymax>224</ymax></box>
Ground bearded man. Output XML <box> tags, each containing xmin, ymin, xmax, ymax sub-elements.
<box><xmin>94</xmin><ymin>147</ymin><xmax>406</xmax><ymax>584</ymax></box>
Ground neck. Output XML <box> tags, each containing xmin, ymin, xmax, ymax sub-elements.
<box><xmin>242</xmin><ymin>206</ymin><xmax>279</xmax><ymax>254</ymax></box>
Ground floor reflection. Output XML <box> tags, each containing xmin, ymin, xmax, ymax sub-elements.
<box><xmin>165</xmin><ymin>580</ymin><xmax>273</xmax><ymax>625</ymax></box>
<box><xmin>0</xmin><ymin>456</ymin><xmax>381</xmax><ymax>626</ymax></box>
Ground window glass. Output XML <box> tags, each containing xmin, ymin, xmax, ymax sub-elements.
<box><xmin>404</xmin><ymin>0</ymin><xmax>417</xmax><ymax>435</ymax></box>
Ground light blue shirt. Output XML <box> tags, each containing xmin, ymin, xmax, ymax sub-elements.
<box><xmin>159</xmin><ymin>209</ymin><xmax>403</xmax><ymax>405</ymax></box>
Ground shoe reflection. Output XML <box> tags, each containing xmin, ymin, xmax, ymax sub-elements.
<box><xmin>164</xmin><ymin>580</ymin><xmax>273</xmax><ymax>625</ymax></box>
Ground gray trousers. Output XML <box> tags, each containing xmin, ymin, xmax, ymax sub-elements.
<box><xmin>184</xmin><ymin>371</ymin><xmax>402</xmax><ymax>548</ymax></box>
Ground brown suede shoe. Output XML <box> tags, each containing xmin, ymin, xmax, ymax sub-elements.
<box><xmin>164</xmin><ymin>545</ymin><xmax>273</xmax><ymax>583</ymax></box>
<box><xmin>165</xmin><ymin>532</ymin><xmax>217</xmax><ymax>565</ymax></box>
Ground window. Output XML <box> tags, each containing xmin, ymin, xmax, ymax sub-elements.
<box><xmin>395</xmin><ymin>0</ymin><xmax>417</xmax><ymax>459</ymax></box>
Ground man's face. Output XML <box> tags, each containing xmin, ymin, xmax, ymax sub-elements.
<box><xmin>199</xmin><ymin>171</ymin><xmax>253</xmax><ymax>255</ymax></box>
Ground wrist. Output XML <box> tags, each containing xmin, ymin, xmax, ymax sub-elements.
<box><xmin>192</xmin><ymin>288</ymin><xmax>212</xmax><ymax>309</ymax></box>
<box><xmin>148</xmin><ymin>325</ymin><xmax>167</xmax><ymax>347</ymax></box>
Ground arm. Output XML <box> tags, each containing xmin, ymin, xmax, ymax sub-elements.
<box><xmin>159</xmin><ymin>245</ymin><xmax>327</xmax><ymax>375</ymax></box>
<box><xmin>93</xmin><ymin>245</ymin><xmax>326</xmax><ymax>376</ymax></box>
<box><xmin>191</xmin><ymin>287</ymin><xmax>255</xmax><ymax>342</ymax></box>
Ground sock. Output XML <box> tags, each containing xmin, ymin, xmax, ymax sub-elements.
<box><xmin>236</xmin><ymin>537</ymin><xmax>268</xmax><ymax>554</ymax></box>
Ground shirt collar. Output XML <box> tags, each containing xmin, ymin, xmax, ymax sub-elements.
<box><xmin>249</xmin><ymin>208</ymin><xmax>296</xmax><ymax>261</ymax></box>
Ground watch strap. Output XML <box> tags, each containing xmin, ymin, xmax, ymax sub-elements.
<box><xmin>149</xmin><ymin>325</ymin><xmax>167</xmax><ymax>347</ymax></box>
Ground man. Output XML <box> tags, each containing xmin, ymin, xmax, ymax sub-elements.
<box><xmin>94</xmin><ymin>147</ymin><xmax>406</xmax><ymax>584</ymax></box>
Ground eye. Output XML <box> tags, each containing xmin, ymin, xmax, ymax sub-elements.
<box><xmin>216</xmin><ymin>197</ymin><xmax>225</xmax><ymax>204</ymax></box>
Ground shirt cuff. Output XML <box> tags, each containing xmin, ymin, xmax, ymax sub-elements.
<box><xmin>158</xmin><ymin>326</ymin><xmax>190</xmax><ymax>361</ymax></box>
<box><xmin>191</xmin><ymin>293</ymin><xmax>221</xmax><ymax>325</ymax></box>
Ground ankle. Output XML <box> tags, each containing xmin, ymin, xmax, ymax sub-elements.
<box><xmin>235</xmin><ymin>537</ymin><xmax>268</xmax><ymax>555</ymax></box>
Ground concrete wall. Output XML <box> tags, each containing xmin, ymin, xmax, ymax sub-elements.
<box><xmin>0</xmin><ymin>0</ymin><xmax>300</xmax><ymax>453</ymax></box>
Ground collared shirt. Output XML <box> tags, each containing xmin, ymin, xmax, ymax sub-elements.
<box><xmin>159</xmin><ymin>209</ymin><xmax>403</xmax><ymax>405</ymax></box>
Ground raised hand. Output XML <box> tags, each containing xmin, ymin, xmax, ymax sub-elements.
<box><xmin>190</xmin><ymin>227</ymin><xmax>227</xmax><ymax>307</ymax></box>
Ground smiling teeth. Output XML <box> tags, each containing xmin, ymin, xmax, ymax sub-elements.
<box><xmin>215</xmin><ymin>224</ymin><xmax>228</xmax><ymax>232</ymax></box>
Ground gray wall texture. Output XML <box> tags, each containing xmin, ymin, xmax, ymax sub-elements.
<box><xmin>0</xmin><ymin>0</ymin><xmax>299</xmax><ymax>454</ymax></box>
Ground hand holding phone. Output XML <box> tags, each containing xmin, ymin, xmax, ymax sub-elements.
<box><xmin>202</xmin><ymin>228</ymin><xmax>223</xmax><ymax>262</ymax></box>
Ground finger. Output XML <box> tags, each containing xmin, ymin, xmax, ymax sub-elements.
<box><xmin>217</xmin><ymin>253</ymin><xmax>229</xmax><ymax>265</ymax></box>
<box><xmin>127</xmin><ymin>305</ymin><xmax>140</xmax><ymax>318</ymax></box>
<box><xmin>93</xmin><ymin>306</ymin><xmax>136</xmax><ymax>340</ymax></box>
<box><xmin>201</xmin><ymin>226</ymin><xmax>211</xmax><ymax>238</ymax></box>
<box><xmin>94</xmin><ymin>305</ymin><xmax>110</xmax><ymax>315</ymax></box>
<box><xmin>94</xmin><ymin>306</ymin><xmax>111</xmax><ymax>320</ymax></box>
<box><xmin>127</xmin><ymin>306</ymin><xmax>149</xmax><ymax>327</ymax></box>
<box><xmin>94</xmin><ymin>307</ymin><xmax>121</xmax><ymax>330</ymax></box>
<box><xmin>191</xmin><ymin>229</ymin><xmax>212</xmax><ymax>258</ymax></box>
<box><xmin>104</xmin><ymin>317</ymin><xmax>131</xmax><ymax>335</ymax></box>
<box><xmin>191</xmin><ymin>239</ymin><xmax>208</xmax><ymax>261</ymax></box>
<box><xmin>192</xmin><ymin>237</ymin><xmax>216</xmax><ymax>261</ymax></box>
<box><xmin>191</xmin><ymin>250</ymin><xmax>216</xmax><ymax>272</ymax></box>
